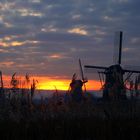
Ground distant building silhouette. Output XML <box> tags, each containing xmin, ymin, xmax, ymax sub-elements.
<box><xmin>70</xmin><ymin>78</ymin><xmax>87</xmax><ymax>102</ymax></box>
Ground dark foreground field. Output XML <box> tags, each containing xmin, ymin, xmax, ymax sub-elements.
<box><xmin>0</xmin><ymin>97</ymin><xmax>140</xmax><ymax>140</ymax></box>
<box><xmin>0</xmin><ymin>119</ymin><xmax>140</xmax><ymax>140</ymax></box>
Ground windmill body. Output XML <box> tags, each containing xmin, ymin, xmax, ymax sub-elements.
<box><xmin>85</xmin><ymin>31</ymin><xmax>140</xmax><ymax>100</ymax></box>
<box><xmin>103</xmin><ymin>64</ymin><xmax>125</xmax><ymax>100</ymax></box>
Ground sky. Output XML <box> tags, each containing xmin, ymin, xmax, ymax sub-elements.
<box><xmin>0</xmin><ymin>0</ymin><xmax>140</xmax><ymax>90</ymax></box>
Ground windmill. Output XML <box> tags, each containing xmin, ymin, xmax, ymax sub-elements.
<box><xmin>84</xmin><ymin>31</ymin><xmax>140</xmax><ymax>100</ymax></box>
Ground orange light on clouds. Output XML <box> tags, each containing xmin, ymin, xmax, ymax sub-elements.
<box><xmin>0</xmin><ymin>61</ymin><xmax>14</xmax><ymax>67</ymax></box>
<box><xmin>49</xmin><ymin>54</ymin><xmax>63</xmax><ymax>59</ymax></box>
<box><xmin>68</xmin><ymin>27</ymin><xmax>88</xmax><ymax>35</ymax></box>
<box><xmin>32</xmin><ymin>77</ymin><xmax>102</xmax><ymax>91</ymax></box>
<box><xmin>86</xmin><ymin>80</ymin><xmax>102</xmax><ymax>90</ymax></box>
<box><xmin>38</xmin><ymin>80</ymin><xmax>70</xmax><ymax>90</ymax></box>
<box><xmin>2</xmin><ymin>75</ymin><xmax>101</xmax><ymax>91</ymax></box>
<box><xmin>0</xmin><ymin>41</ymin><xmax>25</xmax><ymax>47</ymax></box>
<box><xmin>11</xmin><ymin>41</ymin><xmax>24</xmax><ymax>46</ymax></box>
<box><xmin>36</xmin><ymin>77</ymin><xmax>101</xmax><ymax>90</ymax></box>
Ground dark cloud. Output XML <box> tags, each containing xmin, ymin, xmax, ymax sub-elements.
<box><xmin>0</xmin><ymin>0</ymin><xmax>139</xmax><ymax>80</ymax></box>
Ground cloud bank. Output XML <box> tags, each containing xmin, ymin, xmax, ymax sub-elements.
<box><xmin>0</xmin><ymin>0</ymin><xmax>139</xmax><ymax>80</ymax></box>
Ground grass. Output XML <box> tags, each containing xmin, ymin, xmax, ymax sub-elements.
<box><xmin>0</xmin><ymin>118</ymin><xmax>140</xmax><ymax>140</ymax></box>
<box><xmin>0</xmin><ymin>93</ymin><xmax>140</xmax><ymax>140</ymax></box>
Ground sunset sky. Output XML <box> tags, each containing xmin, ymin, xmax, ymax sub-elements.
<box><xmin>0</xmin><ymin>0</ymin><xmax>140</xmax><ymax>90</ymax></box>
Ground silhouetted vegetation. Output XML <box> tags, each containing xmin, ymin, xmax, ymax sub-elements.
<box><xmin>0</xmin><ymin>94</ymin><xmax>140</xmax><ymax>140</ymax></box>
<box><xmin>0</xmin><ymin>73</ymin><xmax>140</xmax><ymax>140</ymax></box>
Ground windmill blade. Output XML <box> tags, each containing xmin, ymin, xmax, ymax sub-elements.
<box><xmin>124</xmin><ymin>69</ymin><xmax>140</xmax><ymax>74</ymax></box>
<box><xmin>98</xmin><ymin>72</ymin><xmax>104</xmax><ymax>87</ymax></box>
<box><xmin>113</xmin><ymin>31</ymin><xmax>123</xmax><ymax>65</ymax></box>
<box><xmin>79</xmin><ymin>59</ymin><xmax>85</xmax><ymax>81</ymax></box>
<box><xmin>124</xmin><ymin>72</ymin><xmax>133</xmax><ymax>83</ymax></box>
<box><xmin>123</xmin><ymin>65</ymin><xmax>140</xmax><ymax>73</ymax></box>
<box><xmin>84</xmin><ymin>65</ymin><xmax>107</xmax><ymax>73</ymax></box>
<box><xmin>79</xmin><ymin>59</ymin><xmax>88</xmax><ymax>93</ymax></box>
<box><xmin>72</xmin><ymin>73</ymin><xmax>77</xmax><ymax>81</ymax></box>
<box><xmin>123</xmin><ymin>65</ymin><xmax>140</xmax><ymax>71</ymax></box>
<box><xmin>85</xmin><ymin>65</ymin><xmax>107</xmax><ymax>69</ymax></box>
<box><xmin>84</xmin><ymin>68</ymin><xmax>105</xmax><ymax>74</ymax></box>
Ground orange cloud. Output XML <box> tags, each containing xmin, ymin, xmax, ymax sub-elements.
<box><xmin>68</xmin><ymin>27</ymin><xmax>88</xmax><ymax>35</ymax></box>
<box><xmin>49</xmin><ymin>54</ymin><xmax>63</xmax><ymax>59</ymax></box>
<box><xmin>11</xmin><ymin>41</ymin><xmax>24</xmax><ymax>46</ymax></box>
<box><xmin>86</xmin><ymin>80</ymin><xmax>102</xmax><ymax>91</ymax></box>
<box><xmin>0</xmin><ymin>41</ymin><xmax>25</xmax><ymax>47</ymax></box>
<box><xmin>0</xmin><ymin>39</ymin><xmax>42</xmax><ymax>48</ymax></box>
<box><xmin>0</xmin><ymin>61</ymin><xmax>14</xmax><ymax>67</ymax></box>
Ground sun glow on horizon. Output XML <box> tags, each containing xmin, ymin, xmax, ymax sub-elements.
<box><xmin>37</xmin><ymin>78</ymin><xmax>101</xmax><ymax>91</ymax></box>
<box><xmin>2</xmin><ymin>75</ymin><xmax>101</xmax><ymax>91</ymax></box>
<box><xmin>38</xmin><ymin>80</ymin><xmax>70</xmax><ymax>90</ymax></box>
<box><xmin>30</xmin><ymin>76</ymin><xmax>101</xmax><ymax>91</ymax></box>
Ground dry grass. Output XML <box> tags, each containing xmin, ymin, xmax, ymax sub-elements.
<box><xmin>0</xmin><ymin>91</ymin><xmax>140</xmax><ymax>139</ymax></box>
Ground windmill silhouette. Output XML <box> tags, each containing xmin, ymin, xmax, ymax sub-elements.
<box><xmin>84</xmin><ymin>31</ymin><xmax>140</xmax><ymax>100</ymax></box>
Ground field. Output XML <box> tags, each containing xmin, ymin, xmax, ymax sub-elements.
<box><xmin>0</xmin><ymin>91</ymin><xmax>140</xmax><ymax>140</ymax></box>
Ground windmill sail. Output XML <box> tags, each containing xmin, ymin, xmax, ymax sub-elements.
<box><xmin>123</xmin><ymin>65</ymin><xmax>140</xmax><ymax>73</ymax></box>
<box><xmin>113</xmin><ymin>31</ymin><xmax>123</xmax><ymax>65</ymax></box>
<box><xmin>79</xmin><ymin>59</ymin><xmax>87</xmax><ymax>92</ymax></box>
<box><xmin>84</xmin><ymin>65</ymin><xmax>107</xmax><ymax>69</ymax></box>
<box><xmin>79</xmin><ymin>59</ymin><xmax>85</xmax><ymax>81</ymax></box>
<box><xmin>84</xmin><ymin>65</ymin><xmax>107</xmax><ymax>73</ymax></box>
